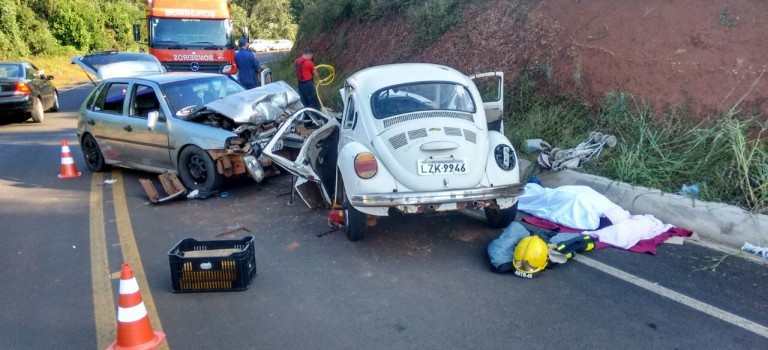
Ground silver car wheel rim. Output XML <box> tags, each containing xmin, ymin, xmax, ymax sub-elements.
<box><xmin>189</xmin><ymin>156</ymin><xmax>207</xmax><ymax>182</ymax></box>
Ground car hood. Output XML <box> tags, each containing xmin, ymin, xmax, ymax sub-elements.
<box><xmin>202</xmin><ymin>81</ymin><xmax>302</xmax><ymax>125</ymax></box>
<box><xmin>71</xmin><ymin>52</ymin><xmax>165</xmax><ymax>80</ymax></box>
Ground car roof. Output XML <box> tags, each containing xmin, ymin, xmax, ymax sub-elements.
<box><xmin>346</xmin><ymin>63</ymin><xmax>471</xmax><ymax>97</ymax></box>
<box><xmin>108</xmin><ymin>72</ymin><xmax>226</xmax><ymax>85</ymax></box>
<box><xmin>71</xmin><ymin>51</ymin><xmax>165</xmax><ymax>80</ymax></box>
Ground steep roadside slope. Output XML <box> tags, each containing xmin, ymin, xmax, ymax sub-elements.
<box><xmin>302</xmin><ymin>0</ymin><xmax>768</xmax><ymax>119</ymax></box>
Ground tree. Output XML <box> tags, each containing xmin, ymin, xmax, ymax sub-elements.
<box><xmin>0</xmin><ymin>0</ymin><xmax>29</xmax><ymax>59</ymax></box>
<box><xmin>50</xmin><ymin>0</ymin><xmax>105</xmax><ymax>51</ymax></box>
<box><xmin>249</xmin><ymin>0</ymin><xmax>297</xmax><ymax>40</ymax></box>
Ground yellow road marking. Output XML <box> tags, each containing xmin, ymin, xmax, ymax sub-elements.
<box><xmin>112</xmin><ymin>170</ymin><xmax>169</xmax><ymax>349</ymax></box>
<box><xmin>90</xmin><ymin>172</ymin><xmax>116</xmax><ymax>349</ymax></box>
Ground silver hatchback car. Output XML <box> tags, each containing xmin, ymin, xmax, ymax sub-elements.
<box><xmin>73</xmin><ymin>51</ymin><xmax>296</xmax><ymax>192</ymax></box>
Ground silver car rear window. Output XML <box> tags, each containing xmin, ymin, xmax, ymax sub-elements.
<box><xmin>0</xmin><ymin>64</ymin><xmax>22</xmax><ymax>78</ymax></box>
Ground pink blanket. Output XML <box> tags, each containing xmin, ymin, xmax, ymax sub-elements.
<box><xmin>522</xmin><ymin>216</ymin><xmax>692</xmax><ymax>255</ymax></box>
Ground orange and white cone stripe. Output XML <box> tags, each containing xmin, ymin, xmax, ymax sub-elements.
<box><xmin>58</xmin><ymin>140</ymin><xmax>81</xmax><ymax>178</ymax></box>
<box><xmin>107</xmin><ymin>264</ymin><xmax>165</xmax><ymax>350</ymax></box>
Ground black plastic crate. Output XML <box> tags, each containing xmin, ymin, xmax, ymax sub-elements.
<box><xmin>168</xmin><ymin>236</ymin><xmax>257</xmax><ymax>293</ymax></box>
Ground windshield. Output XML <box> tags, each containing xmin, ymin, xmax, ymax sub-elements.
<box><xmin>162</xmin><ymin>75</ymin><xmax>245</xmax><ymax>116</ymax></box>
<box><xmin>371</xmin><ymin>82</ymin><xmax>476</xmax><ymax>119</ymax></box>
<box><xmin>150</xmin><ymin>18</ymin><xmax>234</xmax><ymax>49</ymax></box>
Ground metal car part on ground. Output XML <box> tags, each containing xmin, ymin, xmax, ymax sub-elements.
<box><xmin>264</xmin><ymin>63</ymin><xmax>524</xmax><ymax>242</ymax></box>
<box><xmin>536</xmin><ymin>132</ymin><xmax>618</xmax><ymax>171</ymax></box>
<box><xmin>73</xmin><ymin>52</ymin><xmax>303</xmax><ymax>193</ymax></box>
<box><xmin>139</xmin><ymin>172</ymin><xmax>186</xmax><ymax>203</ymax></box>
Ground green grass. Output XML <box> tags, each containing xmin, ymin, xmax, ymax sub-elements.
<box><xmin>506</xmin><ymin>74</ymin><xmax>768</xmax><ymax>213</ymax></box>
<box><xmin>25</xmin><ymin>54</ymin><xmax>89</xmax><ymax>86</ymax></box>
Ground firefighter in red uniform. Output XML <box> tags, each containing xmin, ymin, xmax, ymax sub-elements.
<box><xmin>295</xmin><ymin>48</ymin><xmax>321</xmax><ymax>110</ymax></box>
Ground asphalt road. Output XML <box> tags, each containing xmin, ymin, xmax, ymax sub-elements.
<box><xmin>1</xmin><ymin>64</ymin><xmax>768</xmax><ymax>349</ymax></box>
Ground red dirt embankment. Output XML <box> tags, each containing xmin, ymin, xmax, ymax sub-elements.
<box><xmin>305</xmin><ymin>0</ymin><xmax>768</xmax><ymax>119</ymax></box>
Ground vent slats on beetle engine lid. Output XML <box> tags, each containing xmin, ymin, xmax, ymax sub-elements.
<box><xmin>389</xmin><ymin>133</ymin><xmax>408</xmax><ymax>149</ymax></box>
<box><xmin>383</xmin><ymin>111</ymin><xmax>474</xmax><ymax>128</ymax></box>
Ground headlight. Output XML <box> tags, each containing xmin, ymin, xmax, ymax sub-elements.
<box><xmin>354</xmin><ymin>152</ymin><xmax>378</xmax><ymax>179</ymax></box>
<box><xmin>494</xmin><ymin>145</ymin><xmax>516</xmax><ymax>171</ymax></box>
<box><xmin>221</xmin><ymin>64</ymin><xmax>234</xmax><ymax>74</ymax></box>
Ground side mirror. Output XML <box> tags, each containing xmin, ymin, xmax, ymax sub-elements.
<box><xmin>147</xmin><ymin>111</ymin><xmax>159</xmax><ymax>131</ymax></box>
<box><xmin>46</xmin><ymin>75</ymin><xmax>54</xmax><ymax>81</ymax></box>
<box><xmin>133</xmin><ymin>24</ymin><xmax>141</xmax><ymax>42</ymax></box>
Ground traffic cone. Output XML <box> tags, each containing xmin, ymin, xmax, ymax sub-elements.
<box><xmin>107</xmin><ymin>264</ymin><xmax>166</xmax><ymax>350</ymax></box>
<box><xmin>57</xmin><ymin>140</ymin><xmax>81</xmax><ymax>178</ymax></box>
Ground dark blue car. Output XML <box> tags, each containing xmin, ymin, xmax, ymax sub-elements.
<box><xmin>0</xmin><ymin>61</ymin><xmax>59</xmax><ymax>123</ymax></box>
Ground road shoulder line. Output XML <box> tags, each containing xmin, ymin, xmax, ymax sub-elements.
<box><xmin>574</xmin><ymin>254</ymin><xmax>768</xmax><ymax>339</ymax></box>
<box><xmin>90</xmin><ymin>172</ymin><xmax>116</xmax><ymax>349</ymax></box>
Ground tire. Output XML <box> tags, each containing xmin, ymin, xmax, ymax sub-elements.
<box><xmin>178</xmin><ymin>145</ymin><xmax>223</xmax><ymax>192</ymax></box>
<box><xmin>343</xmin><ymin>198</ymin><xmax>368</xmax><ymax>242</ymax></box>
<box><xmin>484</xmin><ymin>202</ymin><xmax>518</xmax><ymax>228</ymax></box>
<box><xmin>49</xmin><ymin>91</ymin><xmax>60</xmax><ymax>112</ymax></box>
<box><xmin>81</xmin><ymin>134</ymin><xmax>107</xmax><ymax>172</ymax></box>
<box><xmin>30</xmin><ymin>97</ymin><xmax>44</xmax><ymax>123</ymax></box>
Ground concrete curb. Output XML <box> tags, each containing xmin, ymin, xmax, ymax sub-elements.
<box><xmin>518</xmin><ymin>159</ymin><xmax>768</xmax><ymax>250</ymax></box>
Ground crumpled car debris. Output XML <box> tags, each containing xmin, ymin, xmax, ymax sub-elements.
<box><xmin>140</xmin><ymin>172</ymin><xmax>186</xmax><ymax>203</ymax></box>
<box><xmin>203</xmin><ymin>81</ymin><xmax>302</xmax><ymax>126</ymax></box>
<box><xmin>536</xmin><ymin>132</ymin><xmax>617</xmax><ymax>171</ymax></box>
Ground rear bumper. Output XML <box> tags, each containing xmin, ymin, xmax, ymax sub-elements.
<box><xmin>349</xmin><ymin>183</ymin><xmax>525</xmax><ymax>207</ymax></box>
<box><xmin>0</xmin><ymin>96</ymin><xmax>31</xmax><ymax>116</ymax></box>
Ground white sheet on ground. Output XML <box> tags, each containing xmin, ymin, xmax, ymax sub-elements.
<box><xmin>584</xmin><ymin>215</ymin><xmax>673</xmax><ymax>249</ymax></box>
<box><xmin>517</xmin><ymin>183</ymin><xmax>623</xmax><ymax>230</ymax></box>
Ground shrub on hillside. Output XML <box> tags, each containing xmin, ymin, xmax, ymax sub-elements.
<box><xmin>0</xmin><ymin>0</ymin><xmax>30</xmax><ymax>59</ymax></box>
<box><xmin>50</xmin><ymin>0</ymin><xmax>107</xmax><ymax>52</ymax></box>
<box><xmin>295</xmin><ymin>0</ymin><xmax>468</xmax><ymax>47</ymax></box>
<box><xmin>102</xmin><ymin>1</ymin><xmax>144</xmax><ymax>51</ymax></box>
<box><xmin>16</xmin><ymin>5</ymin><xmax>59</xmax><ymax>56</ymax></box>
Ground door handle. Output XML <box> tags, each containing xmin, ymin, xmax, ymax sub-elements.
<box><xmin>87</xmin><ymin>119</ymin><xmax>95</xmax><ymax>126</ymax></box>
<box><xmin>123</xmin><ymin>125</ymin><xmax>133</xmax><ymax>132</ymax></box>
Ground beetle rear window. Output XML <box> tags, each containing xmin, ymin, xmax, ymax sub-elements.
<box><xmin>371</xmin><ymin>82</ymin><xmax>476</xmax><ymax>119</ymax></box>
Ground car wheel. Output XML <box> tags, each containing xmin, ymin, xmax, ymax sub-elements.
<box><xmin>30</xmin><ymin>97</ymin><xmax>44</xmax><ymax>123</ymax></box>
<box><xmin>49</xmin><ymin>91</ymin><xmax>60</xmax><ymax>112</ymax></box>
<box><xmin>178</xmin><ymin>145</ymin><xmax>223</xmax><ymax>192</ymax></box>
<box><xmin>81</xmin><ymin>134</ymin><xmax>107</xmax><ymax>172</ymax></box>
<box><xmin>484</xmin><ymin>202</ymin><xmax>518</xmax><ymax>228</ymax></box>
<box><xmin>343</xmin><ymin>198</ymin><xmax>368</xmax><ymax>242</ymax></box>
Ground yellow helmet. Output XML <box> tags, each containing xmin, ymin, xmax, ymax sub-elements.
<box><xmin>513</xmin><ymin>235</ymin><xmax>549</xmax><ymax>274</ymax></box>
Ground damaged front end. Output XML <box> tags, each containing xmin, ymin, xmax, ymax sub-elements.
<box><xmin>178</xmin><ymin>81</ymin><xmax>303</xmax><ymax>183</ymax></box>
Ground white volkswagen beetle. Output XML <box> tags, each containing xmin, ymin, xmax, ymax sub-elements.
<box><xmin>264</xmin><ymin>63</ymin><xmax>523</xmax><ymax>241</ymax></box>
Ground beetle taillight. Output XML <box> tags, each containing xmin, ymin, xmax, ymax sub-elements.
<box><xmin>14</xmin><ymin>82</ymin><xmax>31</xmax><ymax>95</ymax></box>
<box><xmin>354</xmin><ymin>152</ymin><xmax>378</xmax><ymax>179</ymax></box>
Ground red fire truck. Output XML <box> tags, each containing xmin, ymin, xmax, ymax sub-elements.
<box><xmin>134</xmin><ymin>0</ymin><xmax>238</xmax><ymax>74</ymax></box>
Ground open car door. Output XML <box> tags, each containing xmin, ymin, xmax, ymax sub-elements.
<box><xmin>468</xmin><ymin>71</ymin><xmax>504</xmax><ymax>132</ymax></box>
<box><xmin>263</xmin><ymin>108</ymin><xmax>340</xmax><ymax>208</ymax></box>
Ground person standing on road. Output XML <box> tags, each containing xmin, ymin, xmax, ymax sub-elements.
<box><xmin>295</xmin><ymin>48</ymin><xmax>321</xmax><ymax>110</ymax></box>
<box><xmin>234</xmin><ymin>38</ymin><xmax>261</xmax><ymax>90</ymax></box>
